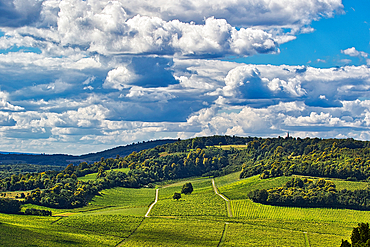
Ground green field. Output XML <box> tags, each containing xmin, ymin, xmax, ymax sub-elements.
<box><xmin>158</xmin><ymin>178</ymin><xmax>212</xmax><ymax>199</ymax></box>
<box><xmin>78</xmin><ymin>168</ymin><xmax>130</xmax><ymax>182</ymax></box>
<box><xmin>217</xmin><ymin>174</ymin><xmax>291</xmax><ymax>200</ymax></box>
<box><xmin>57</xmin><ymin>214</ymin><xmax>143</xmax><ymax>238</ymax></box>
<box><xmin>89</xmin><ymin>187</ymin><xmax>155</xmax><ymax>209</ymax></box>
<box><xmin>2</xmin><ymin>172</ymin><xmax>369</xmax><ymax>246</ymax></box>
<box><xmin>121</xmin><ymin>217</ymin><xmax>225</xmax><ymax>247</ymax></box>
<box><xmin>0</xmin><ymin>213</ymin><xmax>121</xmax><ymax>246</ymax></box>
<box><xmin>151</xmin><ymin>189</ymin><xmax>227</xmax><ymax>217</ymax></box>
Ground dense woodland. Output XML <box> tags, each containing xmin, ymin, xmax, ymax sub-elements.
<box><xmin>239</xmin><ymin>137</ymin><xmax>370</xmax><ymax>180</ymax></box>
<box><xmin>1</xmin><ymin>135</ymin><xmax>370</xmax><ymax>209</ymax></box>
<box><xmin>249</xmin><ymin>177</ymin><xmax>370</xmax><ymax>210</ymax></box>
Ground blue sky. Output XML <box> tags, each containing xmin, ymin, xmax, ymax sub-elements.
<box><xmin>0</xmin><ymin>0</ymin><xmax>370</xmax><ymax>154</ymax></box>
<box><xmin>235</xmin><ymin>0</ymin><xmax>370</xmax><ymax>68</ymax></box>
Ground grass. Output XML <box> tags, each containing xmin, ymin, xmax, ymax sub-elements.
<box><xmin>89</xmin><ymin>187</ymin><xmax>155</xmax><ymax>208</ymax></box>
<box><xmin>151</xmin><ymin>189</ymin><xmax>228</xmax><ymax>217</ymax></box>
<box><xmin>217</xmin><ymin>145</ymin><xmax>249</xmax><ymax>150</ymax></box>
<box><xmin>80</xmin><ymin>206</ymin><xmax>148</xmax><ymax>216</ymax></box>
<box><xmin>78</xmin><ymin>168</ymin><xmax>130</xmax><ymax>182</ymax></box>
<box><xmin>330</xmin><ymin>179</ymin><xmax>368</xmax><ymax>191</ymax></box>
<box><xmin>57</xmin><ymin>214</ymin><xmax>143</xmax><ymax>238</ymax></box>
<box><xmin>3</xmin><ymin>172</ymin><xmax>370</xmax><ymax>246</ymax></box>
<box><xmin>214</xmin><ymin>171</ymin><xmax>240</xmax><ymax>188</ymax></box>
<box><xmin>121</xmin><ymin>217</ymin><xmax>225</xmax><ymax>247</ymax></box>
<box><xmin>222</xmin><ymin>222</ymin><xmax>307</xmax><ymax>247</ymax></box>
<box><xmin>218</xmin><ymin>175</ymin><xmax>291</xmax><ymax>200</ymax></box>
<box><xmin>158</xmin><ymin>178</ymin><xmax>212</xmax><ymax>199</ymax></box>
<box><xmin>231</xmin><ymin>199</ymin><xmax>370</xmax><ymax>224</ymax></box>
<box><xmin>0</xmin><ymin>213</ymin><xmax>121</xmax><ymax>246</ymax></box>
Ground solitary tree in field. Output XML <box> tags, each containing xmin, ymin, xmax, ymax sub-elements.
<box><xmin>173</xmin><ymin>192</ymin><xmax>181</xmax><ymax>201</ymax></box>
<box><xmin>181</xmin><ymin>182</ymin><xmax>193</xmax><ymax>195</ymax></box>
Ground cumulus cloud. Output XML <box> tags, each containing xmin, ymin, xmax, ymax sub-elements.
<box><xmin>104</xmin><ymin>66</ymin><xmax>137</xmax><ymax>90</ymax></box>
<box><xmin>117</xmin><ymin>0</ymin><xmax>343</xmax><ymax>30</ymax></box>
<box><xmin>56</xmin><ymin>3</ymin><xmax>279</xmax><ymax>57</ymax></box>
<box><xmin>4</xmin><ymin>0</ymin><xmax>343</xmax><ymax>60</ymax></box>
<box><xmin>1</xmin><ymin>0</ymin><xmax>366</xmax><ymax>155</ymax></box>
<box><xmin>342</xmin><ymin>47</ymin><xmax>368</xmax><ymax>58</ymax></box>
<box><xmin>180</xmin><ymin>99</ymin><xmax>370</xmax><ymax>140</ymax></box>
<box><xmin>342</xmin><ymin>47</ymin><xmax>370</xmax><ymax>66</ymax></box>
<box><xmin>0</xmin><ymin>0</ymin><xmax>44</xmax><ymax>27</ymax></box>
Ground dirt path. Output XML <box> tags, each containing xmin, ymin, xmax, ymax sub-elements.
<box><xmin>212</xmin><ymin>179</ymin><xmax>233</xmax><ymax>217</ymax></box>
<box><xmin>145</xmin><ymin>188</ymin><xmax>159</xmax><ymax>217</ymax></box>
<box><xmin>303</xmin><ymin>231</ymin><xmax>311</xmax><ymax>247</ymax></box>
<box><xmin>116</xmin><ymin>189</ymin><xmax>158</xmax><ymax>247</ymax></box>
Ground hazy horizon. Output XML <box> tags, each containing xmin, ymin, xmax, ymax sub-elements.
<box><xmin>0</xmin><ymin>0</ymin><xmax>369</xmax><ymax>155</ymax></box>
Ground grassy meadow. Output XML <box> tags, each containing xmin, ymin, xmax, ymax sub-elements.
<box><xmin>2</xmin><ymin>171</ymin><xmax>368</xmax><ymax>246</ymax></box>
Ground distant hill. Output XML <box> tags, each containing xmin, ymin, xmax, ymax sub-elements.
<box><xmin>0</xmin><ymin>139</ymin><xmax>178</xmax><ymax>166</ymax></box>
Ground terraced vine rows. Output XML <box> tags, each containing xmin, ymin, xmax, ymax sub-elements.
<box><xmin>1</xmin><ymin>172</ymin><xmax>365</xmax><ymax>246</ymax></box>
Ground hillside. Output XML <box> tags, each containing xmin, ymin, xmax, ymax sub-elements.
<box><xmin>1</xmin><ymin>172</ymin><xmax>366</xmax><ymax>246</ymax></box>
<box><xmin>0</xmin><ymin>139</ymin><xmax>177</xmax><ymax>166</ymax></box>
<box><xmin>1</xmin><ymin>135</ymin><xmax>370</xmax><ymax>246</ymax></box>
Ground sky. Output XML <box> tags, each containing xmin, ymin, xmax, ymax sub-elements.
<box><xmin>0</xmin><ymin>0</ymin><xmax>370</xmax><ymax>155</ymax></box>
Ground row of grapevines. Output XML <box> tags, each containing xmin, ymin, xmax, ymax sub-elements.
<box><xmin>57</xmin><ymin>214</ymin><xmax>143</xmax><ymax>238</ymax></box>
<box><xmin>232</xmin><ymin>199</ymin><xmax>370</xmax><ymax>223</ymax></box>
<box><xmin>122</xmin><ymin>217</ymin><xmax>224</xmax><ymax>247</ymax></box>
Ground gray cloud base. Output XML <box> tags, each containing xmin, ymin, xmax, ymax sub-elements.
<box><xmin>2</xmin><ymin>0</ymin><xmax>368</xmax><ymax>155</ymax></box>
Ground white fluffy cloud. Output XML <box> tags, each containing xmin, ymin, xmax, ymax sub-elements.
<box><xmin>0</xmin><ymin>0</ymin><xmax>342</xmax><ymax>60</ymax></box>
<box><xmin>342</xmin><ymin>47</ymin><xmax>370</xmax><ymax>65</ymax></box>
<box><xmin>3</xmin><ymin>0</ymin><xmax>367</xmax><ymax>155</ymax></box>
<box><xmin>104</xmin><ymin>66</ymin><xmax>137</xmax><ymax>90</ymax></box>
<box><xmin>115</xmin><ymin>0</ymin><xmax>343</xmax><ymax>30</ymax></box>
<box><xmin>342</xmin><ymin>47</ymin><xmax>368</xmax><ymax>58</ymax></box>
<box><xmin>57</xmin><ymin>5</ymin><xmax>279</xmax><ymax>57</ymax></box>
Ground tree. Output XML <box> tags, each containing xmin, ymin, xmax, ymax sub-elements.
<box><xmin>173</xmin><ymin>192</ymin><xmax>181</xmax><ymax>200</ymax></box>
<box><xmin>0</xmin><ymin>198</ymin><xmax>21</xmax><ymax>214</ymax></box>
<box><xmin>96</xmin><ymin>166</ymin><xmax>106</xmax><ymax>179</ymax></box>
<box><xmin>181</xmin><ymin>182</ymin><xmax>193</xmax><ymax>195</ymax></box>
<box><xmin>340</xmin><ymin>239</ymin><xmax>351</xmax><ymax>247</ymax></box>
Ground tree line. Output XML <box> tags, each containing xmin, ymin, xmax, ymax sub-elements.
<box><xmin>240</xmin><ymin>137</ymin><xmax>370</xmax><ymax>181</ymax></box>
<box><xmin>0</xmin><ymin>135</ymin><xmax>369</xmax><ymax>209</ymax></box>
<box><xmin>0</xmin><ymin>136</ymin><xmax>243</xmax><ymax>208</ymax></box>
<box><xmin>249</xmin><ymin>177</ymin><xmax>370</xmax><ymax>210</ymax></box>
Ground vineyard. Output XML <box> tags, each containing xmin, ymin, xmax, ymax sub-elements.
<box><xmin>121</xmin><ymin>217</ymin><xmax>225</xmax><ymax>247</ymax></box>
<box><xmin>2</xmin><ymin>170</ymin><xmax>369</xmax><ymax>246</ymax></box>
<box><xmin>231</xmin><ymin>199</ymin><xmax>370</xmax><ymax>223</ymax></box>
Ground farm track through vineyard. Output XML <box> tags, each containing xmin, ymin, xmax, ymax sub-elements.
<box><xmin>212</xmin><ymin>179</ymin><xmax>232</xmax><ymax>217</ymax></box>
<box><xmin>1</xmin><ymin>171</ymin><xmax>367</xmax><ymax>246</ymax></box>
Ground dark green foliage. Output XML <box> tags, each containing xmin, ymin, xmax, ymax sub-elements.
<box><xmin>1</xmin><ymin>135</ymin><xmax>370</xmax><ymax>209</ymax></box>
<box><xmin>249</xmin><ymin>177</ymin><xmax>370</xmax><ymax>210</ymax></box>
<box><xmin>0</xmin><ymin>164</ymin><xmax>65</xmax><ymax>179</ymax></box>
<box><xmin>24</xmin><ymin>208</ymin><xmax>52</xmax><ymax>216</ymax></box>
<box><xmin>340</xmin><ymin>240</ymin><xmax>351</xmax><ymax>247</ymax></box>
<box><xmin>248</xmin><ymin>189</ymin><xmax>268</xmax><ymax>203</ymax></box>
<box><xmin>173</xmin><ymin>192</ymin><xmax>181</xmax><ymax>200</ymax></box>
<box><xmin>181</xmin><ymin>182</ymin><xmax>194</xmax><ymax>195</ymax></box>
<box><xmin>0</xmin><ymin>198</ymin><xmax>21</xmax><ymax>214</ymax></box>
<box><xmin>239</xmin><ymin>138</ymin><xmax>370</xmax><ymax>181</ymax></box>
<box><xmin>342</xmin><ymin>223</ymin><xmax>370</xmax><ymax>247</ymax></box>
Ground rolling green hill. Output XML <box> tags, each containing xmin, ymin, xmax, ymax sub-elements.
<box><xmin>1</xmin><ymin>135</ymin><xmax>370</xmax><ymax>246</ymax></box>
<box><xmin>1</xmin><ymin>173</ymin><xmax>365</xmax><ymax>246</ymax></box>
